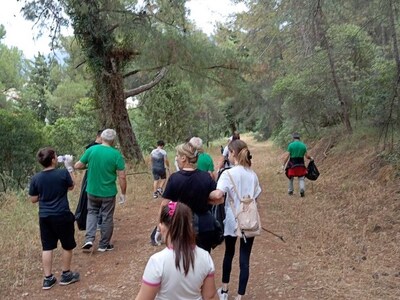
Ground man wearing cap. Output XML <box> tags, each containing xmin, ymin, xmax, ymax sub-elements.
<box><xmin>74</xmin><ymin>128</ymin><xmax>127</xmax><ymax>252</ymax></box>
<box><xmin>282</xmin><ymin>132</ymin><xmax>312</xmax><ymax>197</ymax></box>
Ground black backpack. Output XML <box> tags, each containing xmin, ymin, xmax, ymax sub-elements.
<box><xmin>306</xmin><ymin>160</ymin><xmax>320</xmax><ymax>181</ymax></box>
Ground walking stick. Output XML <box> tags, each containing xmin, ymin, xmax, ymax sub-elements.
<box><xmin>262</xmin><ymin>226</ymin><xmax>285</xmax><ymax>242</ymax></box>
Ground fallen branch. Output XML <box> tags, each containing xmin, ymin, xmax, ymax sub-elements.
<box><xmin>261</xmin><ymin>227</ymin><xmax>285</xmax><ymax>242</ymax></box>
<box><xmin>126</xmin><ymin>171</ymin><xmax>149</xmax><ymax>176</ymax></box>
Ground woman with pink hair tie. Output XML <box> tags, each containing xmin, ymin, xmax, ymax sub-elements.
<box><xmin>135</xmin><ymin>202</ymin><xmax>219</xmax><ymax>300</ymax></box>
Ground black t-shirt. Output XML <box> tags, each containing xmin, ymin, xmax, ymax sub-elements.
<box><xmin>29</xmin><ymin>169</ymin><xmax>73</xmax><ymax>217</ymax></box>
<box><xmin>163</xmin><ymin>169</ymin><xmax>216</xmax><ymax>214</ymax></box>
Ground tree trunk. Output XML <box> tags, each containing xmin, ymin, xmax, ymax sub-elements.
<box><xmin>98</xmin><ymin>60</ymin><xmax>144</xmax><ymax>163</ymax></box>
<box><xmin>315</xmin><ymin>0</ymin><xmax>353</xmax><ymax>134</ymax></box>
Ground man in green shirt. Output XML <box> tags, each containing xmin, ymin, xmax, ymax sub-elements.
<box><xmin>74</xmin><ymin>129</ymin><xmax>127</xmax><ymax>252</ymax></box>
<box><xmin>190</xmin><ymin>137</ymin><xmax>215</xmax><ymax>180</ymax></box>
<box><xmin>282</xmin><ymin>132</ymin><xmax>312</xmax><ymax>197</ymax></box>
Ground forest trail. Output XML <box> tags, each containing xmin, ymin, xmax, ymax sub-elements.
<box><xmin>7</xmin><ymin>136</ymin><xmax>400</xmax><ymax>299</ymax></box>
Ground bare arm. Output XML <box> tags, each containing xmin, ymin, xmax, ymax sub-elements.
<box><xmin>74</xmin><ymin>161</ymin><xmax>86</xmax><ymax>170</ymax></box>
<box><xmin>164</xmin><ymin>157</ymin><xmax>170</xmax><ymax>169</ymax></box>
<box><xmin>30</xmin><ymin>195</ymin><xmax>39</xmax><ymax>203</ymax></box>
<box><xmin>135</xmin><ymin>283</ymin><xmax>159</xmax><ymax>300</ymax></box>
<box><xmin>68</xmin><ymin>171</ymin><xmax>75</xmax><ymax>191</ymax></box>
<box><xmin>201</xmin><ymin>275</ymin><xmax>219</xmax><ymax>300</ymax></box>
<box><xmin>208</xmin><ymin>189</ymin><xmax>224</xmax><ymax>205</ymax></box>
<box><xmin>282</xmin><ymin>152</ymin><xmax>290</xmax><ymax>166</ymax></box>
<box><xmin>208</xmin><ymin>171</ymin><xmax>215</xmax><ymax>181</ymax></box>
<box><xmin>117</xmin><ymin>170</ymin><xmax>127</xmax><ymax>194</ymax></box>
<box><xmin>215</xmin><ymin>155</ymin><xmax>225</xmax><ymax>171</ymax></box>
<box><xmin>305</xmin><ymin>151</ymin><xmax>312</xmax><ymax>160</ymax></box>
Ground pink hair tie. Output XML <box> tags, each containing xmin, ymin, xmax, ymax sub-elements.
<box><xmin>168</xmin><ymin>201</ymin><xmax>177</xmax><ymax>217</ymax></box>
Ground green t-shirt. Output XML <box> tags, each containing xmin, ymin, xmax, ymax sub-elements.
<box><xmin>197</xmin><ymin>152</ymin><xmax>214</xmax><ymax>172</ymax></box>
<box><xmin>287</xmin><ymin>140</ymin><xmax>307</xmax><ymax>158</ymax></box>
<box><xmin>80</xmin><ymin>144</ymin><xmax>125</xmax><ymax>197</ymax></box>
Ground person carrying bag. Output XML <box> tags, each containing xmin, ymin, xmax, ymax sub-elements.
<box><xmin>209</xmin><ymin>139</ymin><xmax>262</xmax><ymax>300</ymax></box>
<box><xmin>227</xmin><ymin>172</ymin><xmax>261</xmax><ymax>241</ymax></box>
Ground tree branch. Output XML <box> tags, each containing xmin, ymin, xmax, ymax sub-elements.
<box><xmin>124</xmin><ymin>67</ymin><xmax>168</xmax><ymax>98</ymax></box>
<box><xmin>123</xmin><ymin>66</ymin><xmax>166</xmax><ymax>78</ymax></box>
<box><xmin>204</xmin><ymin>64</ymin><xmax>239</xmax><ymax>70</ymax></box>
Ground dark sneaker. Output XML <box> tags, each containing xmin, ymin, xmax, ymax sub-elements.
<box><xmin>153</xmin><ymin>192</ymin><xmax>158</xmax><ymax>199</ymax></box>
<box><xmin>42</xmin><ymin>275</ymin><xmax>57</xmax><ymax>290</ymax></box>
<box><xmin>82</xmin><ymin>241</ymin><xmax>93</xmax><ymax>252</ymax></box>
<box><xmin>288</xmin><ymin>191</ymin><xmax>293</xmax><ymax>196</ymax></box>
<box><xmin>300</xmin><ymin>190</ymin><xmax>305</xmax><ymax>197</ymax></box>
<box><xmin>157</xmin><ymin>188</ymin><xmax>163</xmax><ymax>196</ymax></box>
<box><xmin>98</xmin><ymin>244</ymin><xmax>114</xmax><ymax>252</ymax></box>
<box><xmin>59</xmin><ymin>271</ymin><xmax>80</xmax><ymax>286</ymax></box>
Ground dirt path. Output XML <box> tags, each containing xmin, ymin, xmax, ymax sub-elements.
<box><xmin>8</xmin><ymin>137</ymin><xmax>399</xmax><ymax>299</ymax></box>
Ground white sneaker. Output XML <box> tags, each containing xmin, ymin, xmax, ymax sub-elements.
<box><xmin>217</xmin><ymin>288</ymin><xmax>228</xmax><ymax>300</ymax></box>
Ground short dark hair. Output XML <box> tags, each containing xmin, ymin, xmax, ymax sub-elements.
<box><xmin>292</xmin><ymin>132</ymin><xmax>300</xmax><ymax>139</ymax></box>
<box><xmin>232</xmin><ymin>131</ymin><xmax>240</xmax><ymax>141</ymax></box>
<box><xmin>97</xmin><ymin>129</ymin><xmax>104</xmax><ymax>136</ymax></box>
<box><xmin>37</xmin><ymin>147</ymin><xmax>56</xmax><ymax>168</ymax></box>
<box><xmin>157</xmin><ymin>140</ymin><xmax>165</xmax><ymax>147</ymax></box>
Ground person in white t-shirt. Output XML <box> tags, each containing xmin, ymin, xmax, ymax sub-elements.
<box><xmin>135</xmin><ymin>202</ymin><xmax>219</xmax><ymax>300</ymax></box>
<box><xmin>210</xmin><ymin>139</ymin><xmax>262</xmax><ymax>300</ymax></box>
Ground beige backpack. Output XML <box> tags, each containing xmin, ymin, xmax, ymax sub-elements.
<box><xmin>227</xmin><ymin>172</ymin><xmax>261</xmax><ymax>240</ymax></box>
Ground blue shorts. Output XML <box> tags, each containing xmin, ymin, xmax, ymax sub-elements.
<box><xmin>39</xmin><ymin>212</ymin><xmax>77</xmax><ymax>251</ymax></box>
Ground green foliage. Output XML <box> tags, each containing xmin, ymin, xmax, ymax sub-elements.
<box><xmin>0</xmin><ymin>109</ymin><xmax>46</xmax><ymax>191</ymax></box>
<box><xmin>48</xmin><ymin>79</ymin><xmax>91</xmax><ymax>120</ymax></box>
<box><xmin>44</xmin><ymin>97</ymin><xmax>101</xmax><ymax>157</ymax></box>
<box><xmin>363</xmin><ymin>58</ymin><xmax>397</xmax><ymax>125</ymax></box>
<box><xmin>15</xmin><ymin>0</ymin><xmax>400</xmax><ymax>159</ymax></box>
<box><xmin>133</xmin><ymin>80</ymin><xmax>195</xmax><ymax>151</ymax></box>
<box><xmin>0</xmin><ymin>24</ymin><xmax>6</xmax><ymax>40</ymax></box>
<box><xmin>22</xmin><ymin>53</ymin><xmax>51</xmax><ymax>122</ymax></box>
<box><xmin>0</xmin><ymin>44</ymin><xmax>25</xmax><ymax>91</ymax></box>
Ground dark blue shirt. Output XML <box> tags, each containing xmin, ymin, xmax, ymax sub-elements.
<box><xmin>29</xmin><ymin>169</ymin><xmax>73</xmax><ymax>217</ymax></box>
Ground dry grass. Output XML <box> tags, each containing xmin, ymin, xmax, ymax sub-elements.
<box><xmin>0</xmin><ymin>178</ymin><xmax>82</xmax><ymax>295</ymax></box>
<box><xmin>259</xmin><ymin>134</ymin><xmax>400</xmax><ymax>299</ymax></box>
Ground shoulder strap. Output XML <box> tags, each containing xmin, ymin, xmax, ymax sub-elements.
<box><xmin>228</xmin><ymin>169</ymin><xmax>257</xmax><ymax>198</ymax></box>
<box><xmin>227</xmin><ymin>171</ymin><xmax>240</xmax><ymax>199</ymax></box>
<box><xmin>227</xmin><ymin>171</ymin><xmax>239</xmax><ymax>216</ymax></box>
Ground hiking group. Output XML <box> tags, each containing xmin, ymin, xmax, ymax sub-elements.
<box><xmin>29</xmin><ymin>130</ymin><xmax>314</xmax><ymax>299</ymax></box>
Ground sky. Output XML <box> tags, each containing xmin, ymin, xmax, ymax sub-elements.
<box><xmin>1</xmin><ymin>0</ymin><xmax>246</xmax><ymax>60</ymax></box>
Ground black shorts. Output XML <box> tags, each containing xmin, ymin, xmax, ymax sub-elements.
<box><xmin>39</xmin><ymin>212</ymin><xmax>77</xmax><ymax>251</ymax></box>
<box><xmin>152</xmin><ymin>169</ymin><xmax>166</xmax><ymax>180</ymax></box>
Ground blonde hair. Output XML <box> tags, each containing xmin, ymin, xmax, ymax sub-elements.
<box><xmin>228</xmin><ymin>140</ymin><xmax>252</xmax><ymax>167</ymax></box>
<box><xmin>176</xmin><ymin>142</ymin><xmax>198</xmax><ymax>164</ymax></box>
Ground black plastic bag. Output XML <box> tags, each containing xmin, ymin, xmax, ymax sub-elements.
<box><xmin>75</xmin><ymin>171</ymin><xmax>88</xmax><ymax>230</ymax></box>
<box><xmin>306</xmin><ymin>160</ymin><xmax>320</xmax><ymax>181</ymax></box>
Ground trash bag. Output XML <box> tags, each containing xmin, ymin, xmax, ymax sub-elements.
<box><xmin>75</xmin><ymin>171</ymin><xmax>88</xmax><ymax>230</ymax></box>
<box><xmin>306</xmin><ymin>160</ymin><xmax>320</xmax><ymax>181</ymax></box>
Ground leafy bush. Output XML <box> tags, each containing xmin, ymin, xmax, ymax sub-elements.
<box><xmin>0</xmin><ymin>109</ymin><xmax>45</xmax><ymax>191</ymax></box>
<box><xmin>44</xmin><ymin>97</ymin><xmax>101</xmax><ymax>157</ymax></box>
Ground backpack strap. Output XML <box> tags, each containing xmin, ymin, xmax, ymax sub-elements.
<box><xmin>226</xmin><ymin>171</ymin><xmax>239</xmax><ymax>217</ymax></box>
